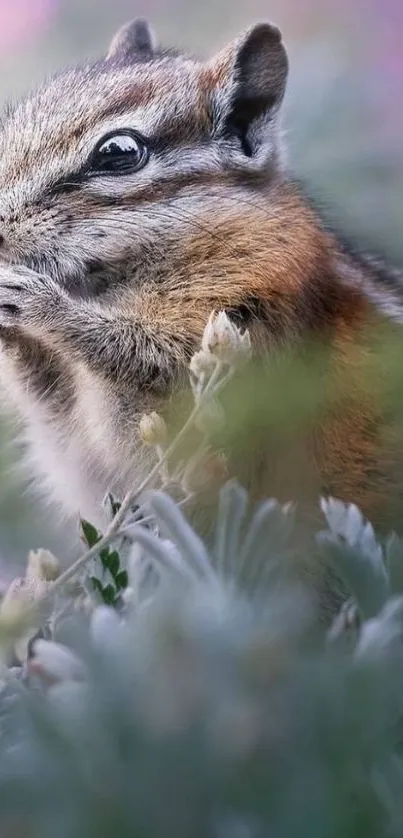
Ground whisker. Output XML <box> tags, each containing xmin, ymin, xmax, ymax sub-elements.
<box><xmin>59</xmin><ymin>202</ymin><xmax>270</xmax><ymax>283</ymax></box>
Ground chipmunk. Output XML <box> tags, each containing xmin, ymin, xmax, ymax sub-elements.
<box><xmin>0</xmin><ymin>17</ymin><xmax>402</xmax><ymax>534</ymax></box>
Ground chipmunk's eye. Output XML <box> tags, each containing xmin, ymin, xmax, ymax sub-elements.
<box><xmin>90</xmin><ymin>131</ymin><xmax>148</xmax><ymax>174</ymax></box>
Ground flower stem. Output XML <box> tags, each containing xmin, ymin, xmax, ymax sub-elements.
<box><xmin>38</xmin><ymin>361</ymin><xmax>230</xmax><ymax>610</ymax></box>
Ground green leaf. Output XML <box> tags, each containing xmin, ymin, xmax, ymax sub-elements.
<box><xmin>116</xmin><ymin>570</ymin><xmax>128</xmax><ymax>591</ymax></box>
<box><xmin>104</xmin><ymin>551</ymin><xmax>120</xmax><ymax>578</ymax></box>
<box><xmin>99</xmin><ymin>547</ymin><xmax>111</xmax><ymax>568</ymax></box>
<box><xmin>102</xmin><ymin>584</ymin><xmax>117</xmax><ymax>606</ymax></box>
<box><xmin>80</xmin><ymin>519</ymin><xmax>101</xmax><ymax>548</ymax></box>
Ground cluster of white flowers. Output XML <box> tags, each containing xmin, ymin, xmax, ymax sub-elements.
<box><xmin>136</xmin><ymin>310</ymin><xmax>251</xmax><ymax>499</ymax></box>
<box><xmin>201</xmin><ymin>310</ymin><xmax>252</xmax><ymax>367</ymax></box>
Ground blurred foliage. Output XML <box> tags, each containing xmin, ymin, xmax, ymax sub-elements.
<box><xmin>2</xmin><ymin>483</ymin><xmax>403</xmax><ymax>835</ymax></box>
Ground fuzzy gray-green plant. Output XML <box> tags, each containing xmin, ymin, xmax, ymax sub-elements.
<box><xmin>0</xmin><ymin>484</ymin><xmax>402</xmax><ymax>838</ymax></box>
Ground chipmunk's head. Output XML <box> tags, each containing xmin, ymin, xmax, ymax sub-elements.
<box><xmin>0</xmin><ymin>18</ymin><xmax>288</xmax><ymax>295</ymax></box>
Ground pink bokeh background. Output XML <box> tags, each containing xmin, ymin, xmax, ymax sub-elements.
<box><xmin>0</xmin><ymin>0</ymin><xmax>58</xmax><ymax>51</ymax></box>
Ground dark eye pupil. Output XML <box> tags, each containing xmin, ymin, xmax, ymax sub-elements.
<box><xmin>92</xmin><ymin>132</ymin><xmax>148</xmax><ymax>174</ymax></box>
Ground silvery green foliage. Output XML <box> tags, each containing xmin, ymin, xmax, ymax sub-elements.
<box><xmin>318</xmin><ymin>498</ymin><xmax>389</xmax><ymax>618</ymax></box>
<box><xmin>2</xmin><ymin>486</ymin><xmax>403</xmax><ymax>836</ymax></box>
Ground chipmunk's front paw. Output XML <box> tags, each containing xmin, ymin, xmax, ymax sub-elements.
<box><xmin>0</xmin><ymin>266</ymin><xmax>63</xmax><ymax>328</ymax></box>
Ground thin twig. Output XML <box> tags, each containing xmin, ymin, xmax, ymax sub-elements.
<box><xmin>119</xmin><ymin>493</ymin><xmax>195</xmax><ymax>538</ymax></box>
<box><xmin>38</xmin><ymin>361</ymin><xmax>230</xmax><ymax>610</ymax></box>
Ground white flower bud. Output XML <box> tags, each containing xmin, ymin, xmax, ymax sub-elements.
<box><xmin>0</xmin><ymin>578</ymin><xmax>40</xmax><ymax>664</ymax></box>
<box><xmin>139</xmin><ymin>411</ymin><xmax>167</xmax><ymax>447</ymax></box>
<box><xmin>189</xmin><ymin>349</ymin><xmax>217</xmax><ymax>381</ymax></box>
<box><xmin>26</xmin><ymin>548</ymin><xmax>60</xmax><ymax>583</ymax></box>
<box><xmin>0</xmin><ymin>555</ymin><xmax>60</xmax><ymax>663</ymax></box>
<box><xmin>0</xmin><ymin>578</ymin><xmax>31</xmax><ymax>625</ymax></box>
<box><xmin>201</xmin><ymin>311</ymin><xmax>252</xmax><ymax>367</ymax></box>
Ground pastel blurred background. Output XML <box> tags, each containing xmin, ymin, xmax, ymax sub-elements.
<box><xmin>0</xmin><ymin>0</ymin><xmax>401</xmax><ymax>575</ymax></box>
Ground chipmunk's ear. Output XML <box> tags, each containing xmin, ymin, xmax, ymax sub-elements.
<box><xmin>107</xmin><ymin>18</ymin><xmax>157</xmax><ymax>60</ymax></box>
<box><xmin>204</xmin><ymin>23</ymin><xmax>288</xmax><ymax>162</ymax></box>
